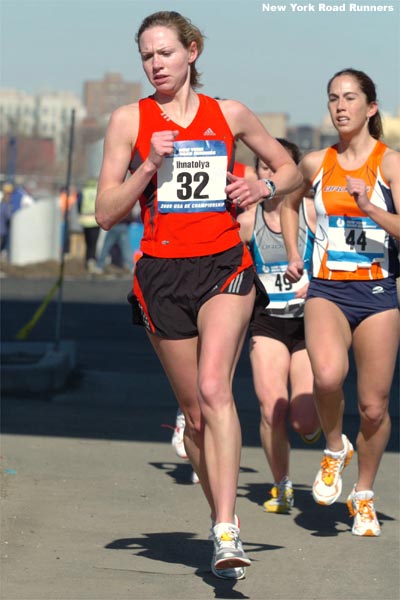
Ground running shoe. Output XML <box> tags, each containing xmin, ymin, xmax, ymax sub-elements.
<box><xmin>171</xmin><ymin>410</ymin><xmax>188</xmax><ymax>459</ymax></box>
<box><xmin>211</xmin><ymin>556</ymin><xmax>246</xmax><ymax>580</ymax></box>
<box><xmin>263</xmin><ymin>477</ymin><xmax>294</xmax><ymax>514</ymax></box>
<box><xmin>211</xmin><ymin>522</ymin><xmax>251</xmax><ymax>571</ymax></box>
<box><xmin>312</xmin><ymin>434</ymin><xmax>354</xmax><ymax>505</ymax></box>
<box><xmin>347</xmin><ymin>486</ymin><xmax>381</xmax><ymax>537</ymax></box>
<box><xmin>301</xmin><ymin>427</ymin><xmax>322</xmax><ymax>445</ymax></box>
<box><xmin>209</xmin><ymin>515</ymin><xmax>246</xmax><ymax>579</ymax></box>
<box><xmin>191</xmin><ymin>470</ymin><xmax>200</xmax><ymax>484</ymax></box>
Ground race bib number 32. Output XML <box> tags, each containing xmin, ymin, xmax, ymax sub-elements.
<box><xmin>157</xmin><ymin>140</ymin><xmax>228</xmax><ymax>213</ymax></box>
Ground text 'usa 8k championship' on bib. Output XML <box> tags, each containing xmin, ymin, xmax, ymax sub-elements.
<box><xmin>157</xmin><ymin>140</ymin><xmax>228</xmax><ymax>213</ymax></box>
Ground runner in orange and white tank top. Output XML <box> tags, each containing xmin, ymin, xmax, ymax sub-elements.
<box><xmin>311</xmin><ymin>139</ymin><xmax>397</xmax><ymax>281</ymax></box>
<box><xmin>281</xmin><ymin>68</ymin><xmax>399</xmax><ymax>539</ymax></box>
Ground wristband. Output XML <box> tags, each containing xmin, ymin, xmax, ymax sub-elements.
<box><xmin>263</xmin><ymin>178</ymin><xmax>276</xmax><ymax>200</ymax></box>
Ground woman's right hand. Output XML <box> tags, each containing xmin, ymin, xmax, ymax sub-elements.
<box><xmin>147</xmin><ymin>130</ymin><xmax>179</xmax><ymax>170</ymax></box>
<box><xmin>285</xmin><ymin>257</ymin><xmax>304</xmax><ymax>283</ymax></box>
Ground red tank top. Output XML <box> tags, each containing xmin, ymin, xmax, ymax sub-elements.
<box><xmin>129</xmin><ymin>94</ymin><xmax>241</xmax><ymax>258</ymax></box>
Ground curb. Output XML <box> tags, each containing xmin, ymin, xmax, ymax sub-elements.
<box><xmin>1</xmin><ymin>340</ymin><xmax>76</xmax><ymax>394</ymax></box>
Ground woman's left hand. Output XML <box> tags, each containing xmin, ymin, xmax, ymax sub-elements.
<box><xmin>294</xmin><ymin>282</ymin><xmax>309</xmax><ymax>299</ymax></box>
<box><xmin>225</xmin><ymin>172</ymin><xmax>265</xmax><ymax>209</ymax></box>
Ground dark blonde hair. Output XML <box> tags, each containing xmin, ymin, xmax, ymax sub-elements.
<box><xmin>327</xmin><ymin>68</ymin><xmax>383</xmax><ymax>140</ymax></box>
<box><xmin>136</xmin><ymin>11</ymin><xmax>204</xmax><ymax>88</ymax></box>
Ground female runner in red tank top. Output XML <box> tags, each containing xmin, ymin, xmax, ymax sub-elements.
<box><xmin>95</xmin><ymin>11</ymin><xmax>301</xmax><ymax>579</ymax></box>
<box><xmin>281</xmin><ymin>68</ymin><xmax>399</xmax><ymax>537</ymax></box>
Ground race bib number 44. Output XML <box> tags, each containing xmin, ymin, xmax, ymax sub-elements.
<box><xmin>157</xmin><ymin>140</ymin><xmax>228</xmax><ymax>213</ymax></box>
<box><xmin>326</xmin><ymin>215</ymin><xmax>385</xmax><ymax>270</ymax></box>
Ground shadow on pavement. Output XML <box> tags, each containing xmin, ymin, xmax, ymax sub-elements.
<box><xmin>1</xmin><ymin>296</ymin><xmax>399</xmax><ymax>452</ymax></box>
<box><xmin>105</xmin><ymin>530</ymin><xmax>281</xmax><ymax>598</ymax></box>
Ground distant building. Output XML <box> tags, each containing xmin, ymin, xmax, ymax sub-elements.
<box><xmin>319</xmin><ymin>113</ymin><xmax>338</xmax><ymax>149</ymax></box>
<box><xmin>382</xmin><ymin>109</ymin><xmax>400</xmax><ymax>151</ymax></box>
<box><xmin>0</xmin><ymin>88</ymin><xmax>86</xmax><ymax>158</ymax></box>
<box><xmin>257</xmin><ymin>113</ymin><xmax>289</xmax><ymax>139</ymax></box>
<box><xmin>0</xmin><ymin>89</ymin><xmax>36</xmax><ymax>137</ymax></box>
<box><xmin>287</xmin><ymin>125</ymin><xmax>320</xmax><ymax>153</ymax></box>
<box><xmin>236</xmin><ymin>112</ymin><xmax>289</xmax><ymax>165</ymax></box>
<box><xmin>0</xmin><ymin>135</ymin><xmax>56</xmax><ymax>179</ymax></box>
<box><xmin>83</xmin><ymin>72</ymin><xmax>142</xmax><ymax>119</ymax></box>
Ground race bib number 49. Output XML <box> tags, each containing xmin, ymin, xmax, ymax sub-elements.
<box><xmin>157</xmin><ymin>140</ymin><xmax>228</xmax><ymax>213</ymax></box>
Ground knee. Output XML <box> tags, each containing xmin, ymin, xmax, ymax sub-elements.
<box><xmin>259</xmin><ymin>396</ymin><xmax>288</xmax><ymax>429</ymax></box>
<box><xmin>314</xmin><ymin>364</ymin><xmax>347</xmax><ymax>395</ymax></box>
<box><xmin>198</xmin><ymin>374</ymin><xmax>230</xmax><ymax>412</ymax></box>
<box><xmin>358</xmin><ymin>400</ymin><xmax>389</xmax><ymax>429</ymax></box>
<box><xmin>183</xmin><ymin>409</ymin><xmax>204</xmax><ymax>442</ymax></box>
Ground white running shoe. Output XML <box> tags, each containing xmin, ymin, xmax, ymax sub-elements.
<box><xmin>171</xmin><ymin>410</ymin><xmax>188</xmax><ymax>459</ymax></box>
<box><xmin>211</xmin><ymin>555</ymin><xmax>246</xmax><ymax>580</ymax></box>
<box><xmin>211</xmin><ymin>522</ymin><xmax>251</xmax><ymax>571</ymax></box>
<box><xmin>347</xmin><ymin>486</ymin><xmax>381</xmax><ymax>537</ymax></box>
<box><xmin>312</xmin><ymin>434</ymin><xmax>354</xmax><ymax>505</ymax></box>
<box><xmin>191</xmin><ymin>470</ymin><xmax>200</xmax><ymax>484</ymax></box>
<box><xmin>209</xmin><ymin>515</ymin><xmax>246</xmax><ymax>579</ymax></box>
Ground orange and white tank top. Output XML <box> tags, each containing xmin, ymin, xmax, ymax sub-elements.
<box><xmin>129</xmin><ymin>94</ymin><xmax>242</xmax><ymax>258</ymax></box>
<box><xmin>311</xmin><ymin>141</ymin><xmax>398</xmax><ymax>280</ymax></box>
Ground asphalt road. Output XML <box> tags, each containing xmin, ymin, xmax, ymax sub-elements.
<box><xmin>1</xmin><ymin>275</ymin><xmax>399</xmax><ymax>600</ymax></box>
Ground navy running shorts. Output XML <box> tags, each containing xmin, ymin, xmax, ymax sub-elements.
<box><xmin>306</xmin><ymin>277</ymin><xmax>399</xmax><ymax>329</ymax></box>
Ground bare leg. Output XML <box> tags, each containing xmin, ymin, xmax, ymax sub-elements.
<box><xmin>147</xmin><ymin>334</ymin><xmax>215</xmax><ymax>513</ymax></box>
<box><xmin>197</xmin><ymin>288</ymin><xmax>256</xmax><ymax>524</ymax></box>
<box><xmin>289</xmin><ymin>347</ymin><xmax>319</xmax><ymax>435</ymax></box>
<box><xmin>353</xmin><ymin>308</ymin><xmax>399</xmax><ymax>491</ymax></box>
<box><xmin>249</xmin><ymin>335</ymin><xmax>291</xmax><ymax>483</ymax></box>
<box><xmin>304</xmin><ymin>298</ymin><xmax>352</xmax><ymax>452</ymax></box>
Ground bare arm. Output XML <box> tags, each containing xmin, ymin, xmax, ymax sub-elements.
<box><xmin>237</xmin><ymin>205</ymin><xmax>257</xmax><ymax>245</ymax></box>
<box><xmin>281</xmin><ymin>151</ymin><xmax>324</xmax><ymax>281</ymax></box>
<box><xmin>95</xmin><ymin>104</ymin><xmax>178</xmax><ymax>230</ymax></box>
<box><xmin>346</xmin><ymin>149</ymin><xmax>400</xmax><ymax>240</ymax></box>
<box><xmin>244</xmin><ymin>165</ymin><xmax>258</xmax><ymax>181</ymax></box>
<box><xmin>220</xmin><ymin>100</ymin><xmax>303</xmax><ymax>209</ymax></box>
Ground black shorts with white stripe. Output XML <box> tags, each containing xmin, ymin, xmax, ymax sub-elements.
<box><xmin>128</xmin><ymin>243</ymin><xmax>268</xmax><ymax>339</ymax></box>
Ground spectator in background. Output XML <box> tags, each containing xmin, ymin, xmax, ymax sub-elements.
<box><xmin>59</xmin><ymin>185</ymin><xmax>78</xmax><ymax>254</ymax></box>
<box><xmin>95</xmin><ymin>212</ymin><xmax>134</xmax><ymax>275</ymax></box>
<box><xmin>0</xmin><ymin>182</ymin><xmax>14</xmax><ymax>255</ymax></box>
<box><xmin>9</xmin><ymin>184</ymin><xmax>34</xmax><ymax>211</ymax></box>
<box><xmin>0</xmin><ymin>182</ymin><xmax>34</xmax><ymax>257</ymax></box>
<box><xmin>78</xmin><ymin>179</ymin><xmax>100</xmax><ymax>273</ymax></box>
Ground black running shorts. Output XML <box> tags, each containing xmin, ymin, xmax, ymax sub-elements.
<box><xmin>128</xmin><ymin>243</ymin><xmax>268</xmax><ymax>339</ymax></box>
<box><xmin>249</xmin><ymin>312</ymin><xmax>306</xmax><ymax>353</ymax></box>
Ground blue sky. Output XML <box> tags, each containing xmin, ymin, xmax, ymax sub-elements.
<box><xmin>1</xmin><ymin>0</ymin><xmax>399</xmax><ymax>126</ymax></box>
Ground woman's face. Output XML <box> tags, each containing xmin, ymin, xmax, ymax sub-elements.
<box><xmin>139</xmin><ymin>26</ymin><xmax>197</xmax><ymax>95</ymax></box>
<box><xmin>256</xmin><ymin>159</ymin><xmax>273</xmax><ymax>180</ymax></box>
<box><xmin>327</xmin><ymin>75</ymin><xmax>377</xmax><ymax>136</ymax></box>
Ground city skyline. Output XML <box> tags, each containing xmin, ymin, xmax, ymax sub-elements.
<box><xmin>1</xmin><ymin>0</ymin><xmax>399</xmax><ymax>127</ymax></box>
